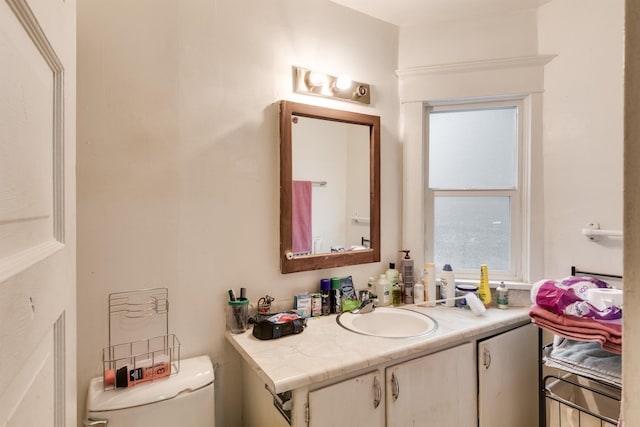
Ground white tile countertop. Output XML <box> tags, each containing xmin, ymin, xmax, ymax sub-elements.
<box><xmin>226</xmin><ymin>304</ymin><xmax>532</xmax><ymax>393</ymax></box>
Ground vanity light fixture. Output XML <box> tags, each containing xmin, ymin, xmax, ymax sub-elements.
<box><xmin>293</xmin><ymin>66</ymin><xmax>371</xmax><ymax>105</ymax></box>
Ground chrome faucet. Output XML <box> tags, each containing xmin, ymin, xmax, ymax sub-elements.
<box><xmin>352</xmin><ymin>299</ymin><xmax>376</xmax><ymax>314</ymax></box>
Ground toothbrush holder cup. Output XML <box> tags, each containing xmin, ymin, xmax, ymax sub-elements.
<box><xmin>227</xmin><ymin>298</ymin><xmax>250</xmax><ymax>333</ymax></box>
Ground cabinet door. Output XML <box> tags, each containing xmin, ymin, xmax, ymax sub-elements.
<box><xmin>478</xmin><ymin>323</ymin><xmax>538</xmax><ymax>427</ymax></box>
<box><xmin>308</xmin><ymin>370</ymin><xmax>384</xmax><ymax>427</ymax></box>
<box><xmin>386</xmin><ymin>342</ymin><xmax>476</xmax><ymax>427</ymax></box>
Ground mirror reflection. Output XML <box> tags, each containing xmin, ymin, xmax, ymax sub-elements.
<box><xmin>280</xmin><ymin>100</ymin><xmax>380</xmax><ymax>274</ymax></box>
<box><xmin>292</xmin><ymin>116</ymin><xmax>370</xmax><ymax>256</ymax></box>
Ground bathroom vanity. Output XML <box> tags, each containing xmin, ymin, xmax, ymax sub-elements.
<box><xmin>227</xmin><ymin>305</ymin><xmax>537</xmax><ymax>427</ymax></box>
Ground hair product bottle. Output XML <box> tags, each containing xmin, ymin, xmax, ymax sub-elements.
<box><xmin>330</xmin><ymin>277</ymin><xmax>342</xmax><ymax>314</ymax></box>
<box><xmin>478</xmin><ymin>264</ymin><xmax>492</xmax><ymax>308</ymax></box>
<box><xmin>441</xmin><ymin>264</ymin><xmax>456</xmax><ymax>307</ymax></box>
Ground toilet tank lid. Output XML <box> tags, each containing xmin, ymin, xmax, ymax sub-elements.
<box><xmin>87</xmin><ymin>355</ymin><xmax>214</xmax><ymax>412</ymax></box>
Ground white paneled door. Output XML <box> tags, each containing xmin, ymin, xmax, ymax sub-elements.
<box><xmin>0</xmin><ymin>0</ymin><xmax>76</xmax><ymax>425</ymax></box>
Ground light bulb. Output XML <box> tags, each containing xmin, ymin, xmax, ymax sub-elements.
<box><xmin>335</xmin><ymin>75</ymin><xmax>352</xmax><ymax>90</ymax></box>
<box><xmin>307</xmin><ymin>71</ymin><xmax>326</xmax><ymax>87</ymax></box>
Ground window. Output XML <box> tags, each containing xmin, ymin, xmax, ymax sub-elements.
<box><xmin>426</xmin><ymin>99</ymin><xmax>526</xmax><ymax>281</ymax></box>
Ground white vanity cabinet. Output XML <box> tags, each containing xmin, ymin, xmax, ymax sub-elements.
<box><xmin>305</xmin><ymin>342</ymin><xmax>475</xmax><ymax>427</ymax></box>
<box><xmin>228</xmin><ymin>307</ymin><xmax>535</xmax><ymax>427</ymax></box>
<box><xmin>385</xmin><ymin>342</ymin><xmax>476</xmax><ymax>427</ymax></box>
<box><xmin>307</xmin><ymin>370</ymin><xmax>384</xmax><ymax>427</ymax></box>
<box><xmin>477</xmin><ymin>323</ymin><xmax>538</xmax><ymax>427</ymax></box>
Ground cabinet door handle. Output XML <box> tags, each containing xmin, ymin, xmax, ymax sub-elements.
<box><xmin>391</xmin><ymin>372</ymin><xmax>400</xmax><ymax>400</ymax></box>
<box><xmin>373</xmin><ymin>376</ymin><xmax>381</xmax><ymax>408</ymax></box>
<box><xmin>483</xmin><ymin>347</ymin><xmax>492</xmax><ymax>369</ymax></box>
<box><xmin>84</xmin><ymin>419</ymin><xmax>108</xmax><ymax>426</ymax></box>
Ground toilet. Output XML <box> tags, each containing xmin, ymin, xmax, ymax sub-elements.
<box><xmin>85</xmin><ymin>355</ymin><xmax>215</xmax><ymax>426</ymax></box>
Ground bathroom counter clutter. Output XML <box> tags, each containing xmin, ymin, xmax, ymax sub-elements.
<box><xmin>226</xmin><ymin>305</ymin><xmax>531</xmax><ymax>394</ymax></box>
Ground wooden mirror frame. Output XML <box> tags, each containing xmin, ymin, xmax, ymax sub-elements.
<box><xmin>280</xmin><ymin>100</ymin><xmax>381</xmax><ymax>273</ymax></box>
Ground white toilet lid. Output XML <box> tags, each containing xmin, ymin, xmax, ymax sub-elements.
<box><xmin>87</xmin><ymin>355</ymin><xmax>214</xmax><ymax>412</ymax></box>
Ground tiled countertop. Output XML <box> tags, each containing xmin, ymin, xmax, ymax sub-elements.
<box><xmin>226</xmin><ymin>304</ymin><xmax>531</xmax><ymax>393</ymax></box>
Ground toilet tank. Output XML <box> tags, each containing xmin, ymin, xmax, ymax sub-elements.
<box><xmin>85</xmin><ymin>355</ymin><xmax>215</xmax><ymax>427</ymax></box>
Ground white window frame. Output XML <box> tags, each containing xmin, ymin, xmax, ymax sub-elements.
<box><xmin>424</xmin><ymin>97</ymin><xmax>529</xmax><ymax>282</ymax></box>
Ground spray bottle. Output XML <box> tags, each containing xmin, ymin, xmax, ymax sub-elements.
<box><xmin>399</xmin><ymin>250</ymin><xmax>414</xmax><ymax>304</ymax></box>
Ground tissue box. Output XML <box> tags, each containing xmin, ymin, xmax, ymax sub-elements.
<box><xmin>294</xmin><ymin>294</ymin><xmax>312</xmax><ymax>318</ymax></box>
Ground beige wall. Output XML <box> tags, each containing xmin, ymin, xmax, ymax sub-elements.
<box><xmin>538</xmin><ymin>0</ymin><xmax>624</xmax><ymax>278</ymax></box>
<box><xmin>76</xmin><ymin>1</ymin><xmax>399</xmax><ymax>426</ymax></box>
<box><xmin>76</xmin><ymin>0</ymin><xmax>630</xmax><ymax>425</ymax></box>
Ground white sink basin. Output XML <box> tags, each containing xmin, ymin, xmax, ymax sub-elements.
<box><xmin>336</xmin><ymin>307</ymin><xmax>438</xmax><ymax>338</ymax></box>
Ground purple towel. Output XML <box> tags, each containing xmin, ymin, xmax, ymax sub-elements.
<box><xmin>292</xmin><ymin>181</ymin><xmax>312</xmax><ymax>254</ymax></box>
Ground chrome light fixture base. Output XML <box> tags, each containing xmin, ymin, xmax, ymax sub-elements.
<box><xmin>293</xmin><ymin>66</ymin><xmax>371</xmax><ymax>105</ymax></box>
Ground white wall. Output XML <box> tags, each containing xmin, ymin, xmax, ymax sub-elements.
<box><xmin>76</xmin><ymin>1</ymin><xmax>399</xmax><ymax>426</ymax></box>
<box><xmin>398</xmin><ymin>8</ymin><xmax>539</xmax><ymax>69</ymax></box>
<box><xmin>538</xmin><ymin>0</ymin><xmax>624</xmax><ymax>278</ymax></box>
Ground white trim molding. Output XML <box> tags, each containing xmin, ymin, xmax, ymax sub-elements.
<box><xmin>396</xmin><ymin>55</ymin><xmax>556</xmax><ymax>78</ymax></box>
<box><xmin>395</xmin><ymin>54</ymin><xmax>556</xmax><ymax>104</ymax></box>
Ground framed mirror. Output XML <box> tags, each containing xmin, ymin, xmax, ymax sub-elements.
<box><xmin>280</xmin><ymin>100</ymin><xmax>380</xmax><ymax>273</ymax></box>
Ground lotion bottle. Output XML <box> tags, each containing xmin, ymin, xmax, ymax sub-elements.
<box><xmin>414</xmin><ymin>280</ymin><xmax>425</xmax><ymax>304</ymax></box>
<box><xmin>376</xmin><ymin>274</ymin><xmax>391</xmax><ymax>306</ymax></box>
<box><xmin>423</xmin><ymin>263</ymin><xmax>437</xmax><ymax>307</ymax></box>
<box><xmin>385</xmin><ymin>263</ymin><xmax>400</xmax><ymax>286</ymax></box>
<box><xmin>441</xmin><ymin>264</ymin><xmax>456</xmax><ymax>307</ymax></box>
<box><xmin>496</xmin><ymin>281</ymin><xmax>509</xmax><ymax>309</ymax></box>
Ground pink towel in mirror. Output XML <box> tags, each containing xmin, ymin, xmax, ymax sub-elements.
<box><xmin>292</xmin><ymin>181</ymin><xmax>312</xmax><ymax>254</ymax></box>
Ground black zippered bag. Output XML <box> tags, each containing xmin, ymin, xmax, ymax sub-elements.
<box><xmin>252</xmin><ymin>317</ymin><xmax>306</xmax><ymax>340</ymax></box>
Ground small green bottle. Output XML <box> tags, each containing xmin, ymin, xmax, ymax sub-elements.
<box><xmin>392</xmin><ymin>274</ymin><xmax>404</xmax><ymax>306</ymax></box>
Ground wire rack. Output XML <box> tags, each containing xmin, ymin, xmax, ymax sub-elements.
<box><xmin>102</xmin><ymin>288</ymin><xmax>180</xmax><ymax>390</ymax></box>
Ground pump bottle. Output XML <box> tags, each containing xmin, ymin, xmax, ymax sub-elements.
<box><xmin>399</xmin><ymin>250</ymin><xmax>414</xmax><ymax>304</ymax></box>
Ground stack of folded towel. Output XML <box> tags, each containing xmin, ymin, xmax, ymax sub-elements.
<box><xmin>545</xmin><ymin>338</ymin><xmax>621</xmax><ymax>386</ymax></box>
<box><xmin>529</xmin><ymin>276</ymin><xmax>622</xmax><ymax>354</ymax></box>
